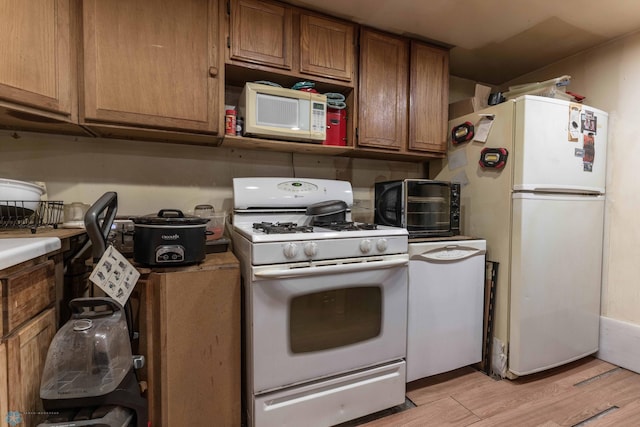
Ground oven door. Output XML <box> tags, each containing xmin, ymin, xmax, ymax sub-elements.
<box><xmin>249</xmin><ymin>254</ymin><xmax>408</xmax><ymax>394</ymax></box>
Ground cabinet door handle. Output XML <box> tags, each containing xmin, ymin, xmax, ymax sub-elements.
<box><xmin>209</xmin><ymin>66</ymin><xmax>218</xmax><ymax>77</ymax></box>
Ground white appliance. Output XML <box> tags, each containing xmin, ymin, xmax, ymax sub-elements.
<box><xmin>231</xmin><ymin>177</ymin><xmax>409</xmax><ymax>427</ymax></box>
<box><xmin>238</xmin><ymin>82</ymin><xmax>327</xmax><ymax>142</ymax></box>
<box><xmin>406</xmin><ymin>239</ymin><xmax>486</xmax><ymax>382</ymax></box>
<box><xmin>436</xmin><ymin>95</ymin><xmax>608</xmax><ymax>378</ymax></box>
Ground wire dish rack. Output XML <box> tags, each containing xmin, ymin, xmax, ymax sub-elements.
<box><xmin>0</xmin><ymin>200</ymin><xmax>64</xmax><ymax>233</ymax></box>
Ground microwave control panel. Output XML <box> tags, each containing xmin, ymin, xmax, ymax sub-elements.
<box><xmin>311</xmin><ymin>102</ymin><xmax>326</xmax><ymax>134</ymax></box>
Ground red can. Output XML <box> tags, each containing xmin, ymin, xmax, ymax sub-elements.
<box><xmin>225</xmin><ymin>109</ymin><xmax>236</xmax><ymax>136</ymax></box>
<box><xmin>323</xmin><ymin>108</ymin><xmax>347</xmax><ymax>146</ymax></box>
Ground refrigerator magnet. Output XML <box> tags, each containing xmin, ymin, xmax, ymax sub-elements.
<box><xmin>582</xmin><ymin>110</ymin><xmax>597</xmax><ymax>134</ymax></box>
<box><xmin>583</xmin><ymin>132</ymin><xmax>595</xmax><ymax>172</ymax></box>
<box><xmin>568</xmin><ymin>104</ymin><xmax>582</xmax><ymax>141</ymax></box>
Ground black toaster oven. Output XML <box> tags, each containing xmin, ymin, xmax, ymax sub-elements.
<box><xmin>374</xmin><ymin>179</ymin><xmax>461</xmax><ymax>238</ymax></box>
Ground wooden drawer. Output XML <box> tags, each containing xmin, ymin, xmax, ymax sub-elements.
<box><xmin>2</xmin><ymin>308</ymin><xmax>56</xmax><ymax>427</ymax></box>
<box><xmin>0</xmin><ymin>260</ymin><xmax>55</xmax><ymax>337</ymax></box>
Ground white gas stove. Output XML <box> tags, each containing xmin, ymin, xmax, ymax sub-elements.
<box><xmin>232</xmin><ymin>177</ymin><xmax>409</xmax><ymax>427</ymax></box>
<box><xmin>232</xmin><ymin>177</ymin><xmax>408</xmax><ymax>264</ymax></box>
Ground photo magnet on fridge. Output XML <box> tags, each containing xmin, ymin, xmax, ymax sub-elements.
<box><xmin>583</xmin><ymin>132</ymin><xmax>595</xmax><ymax>172</ymax></box>
<box><xmin>568</xmin><ymin>104</ymin><xmax>582</xmax><ymax>141</ymax></box>
<box><xmin>582</xmin><ymin>110</ymin><xmax>597</xmax><ymax>134</ymax></box>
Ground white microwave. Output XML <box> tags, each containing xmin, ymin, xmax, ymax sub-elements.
<box><xmin>238</xmin><ymin>82</ymin><xmax>326</xmax><ymax>142</ymax></box>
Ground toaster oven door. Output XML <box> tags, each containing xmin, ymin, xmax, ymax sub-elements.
<box><xmin>405</xmin><ymin>181</ymin><xmax>452</xmax><ymax>236</ymax></box>
<box><xmin>374</xmin><ymin>181</ymin><xmax>404</xmax><ymax>227</ymax></box>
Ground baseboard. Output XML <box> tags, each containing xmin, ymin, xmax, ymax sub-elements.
<box><xmin>596</xmin><ymin>316</ymin><xmax>640</xmax><ymax>374</ymax></box>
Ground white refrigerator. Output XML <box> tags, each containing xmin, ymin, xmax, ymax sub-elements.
<box><xmin>436</xmin><ymin>95</ymin><xmax>608</xmax><ymax>378</ymax></box>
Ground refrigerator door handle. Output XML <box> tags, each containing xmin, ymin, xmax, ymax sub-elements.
<box><xmin>515</xmin><ymin>186</ymin><xmax>603</xmax><ymax>195</ymax></box>
<box><xmin>411</xmin><ymin>246</ymin><xmax>486</xmax><ymax>262</ymax></box>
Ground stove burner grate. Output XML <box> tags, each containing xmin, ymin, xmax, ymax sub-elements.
<box><xmin>253</xmin><ymin>222</ymin><xmax>314</xmax><ymax>234</ymax></box>
<box><xmin>251</xmin><ymin>221</ymin><xmax>379</xmax><ymax>234</ymax></box>
<box><xmin>313</xmin><ymin>221</ymin><xmax>378</xmax><ymax>231</ymax></box>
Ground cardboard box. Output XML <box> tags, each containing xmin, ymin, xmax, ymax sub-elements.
<box><xmin>137</xmin><ymin>252</ymin><xmax>241</xmax><ymax>427</ymax></box>
<box><xmin>448</xmin><ymin>84</ymin><xmax>492</xmax><ymax>120</ymax></box>
<box><xmin>448</xmin><ymin>98</ymin><xmax>475</xmax><ymax>120</ymax></box>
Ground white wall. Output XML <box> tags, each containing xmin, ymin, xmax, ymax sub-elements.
<box><xmin>0</xmin><ymin>130</ymin><xmax>423</xmax><ymax>222</ymax></box>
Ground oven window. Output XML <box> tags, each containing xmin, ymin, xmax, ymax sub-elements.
<box><xmin>289</xmin><ymin>286</ymin><xmax>382</xmax><ymax>353</ymax></box>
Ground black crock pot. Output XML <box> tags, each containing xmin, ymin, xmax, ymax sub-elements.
<box><xmin>132</xmin><ymin>209</ymin><xmax>208</xmax><ymax>266</ymax></box>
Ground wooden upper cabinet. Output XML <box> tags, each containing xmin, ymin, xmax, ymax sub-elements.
<box><xmin>299</xmin><ymin>14</ymin><xmax>355</xmax><ymax>82</ymax></box>
<box><xmin>409</xmin><ymin>41</ymin><xmax>449</xmax><ymax>153</ymax></box>
<box><xmin>228</xmin><ymin>0</ymin><xmax>292</xmax><ymax>70</ymax></box>
<box><xmin>0</xmin><ymin>0</ymin><xmax>74</xmax><ymax>117</ymax></box>
<box><xmin>357</xmin><ymin>28</ymin><xmax>408</xmax><ymax>150</ymax></box>
<box><xmin>226</xmin><ymin>0</ymin><xmax>355</xmax><ymax>86</ymax></box>
<box><xmin>357</xmin><ymin>29</ymin><xmax>449</xmax><ymax>158</ymax></box>
<box><xmin>80</xmin><ymin>0</ymin><xmax>220</xmax><ymax>134</ymax></box>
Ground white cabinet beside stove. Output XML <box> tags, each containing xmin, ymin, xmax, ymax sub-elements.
<box><xmin>406</xmin><ymin>239</ymin><xmax>486</xmax><ymax>382</ymax></box>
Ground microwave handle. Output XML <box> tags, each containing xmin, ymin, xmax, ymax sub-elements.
<box><xmin>375</xmin><ymin>185</ymin><xmax>400</xmax><ymax>227</ymax></box>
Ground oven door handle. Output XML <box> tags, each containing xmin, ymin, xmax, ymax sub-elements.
<box><xmin>254</xmin><ymin>257</ymin><xmax>408</xmax><ymax>279</ymax></box>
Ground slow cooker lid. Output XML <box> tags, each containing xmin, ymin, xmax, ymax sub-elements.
<box><xmin>133</xmin><ymin>209</ymin><xmax>208</xmax><ymax>226</ymax></box>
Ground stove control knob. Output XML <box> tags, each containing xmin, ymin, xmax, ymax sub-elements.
<box><xmin>360</xmin><ymin>239</ymin><xmax>372</xmax><ymax>254</ymax></box>
<box><xmin>304</xmin><ymin>242</ymin><xmax>318</xmax><ymax>257</ymax></box>
<box><xmin>283</xmin><ymin>243</ymin><xmax>299</xmax><ymax>259</ymax></box>
<box><xmin>376</xmin><ymin>238</ymin><xmax>388</xmax><ymax>252</ymax></box>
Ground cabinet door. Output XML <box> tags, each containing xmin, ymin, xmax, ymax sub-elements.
<box><xmin>6</xmin><ymin>308</ymin><xmax>56</xmax><ymax>427</ymax></box>
<box><xmin>0</xmin><ymin>260</ymin><xmax>55</xmax><ymax>336</ymax></box>
<box><xmin>357</xmin><ymin>29</ymin><xmax>408</xmax><ymax>150</ymax></box>
<box><xmin>0</xmin><ymin>341</ymin><xmax>7</xmax><ymax>427</ymax></box>
<box><xmin>409</xmin><ymin>41</ymin><xmax>449</xmax><ymax>153</ymax></box>
<box><xmin>229</xmin><ymin>0</ymin><xmax>292</xmax><ymax>70</ymax></box>
<box><xmin>81</xmin><ymin>0</ymin><xmax>219</xmax><ymax>133</ymax></box>
<box><xmin>299</xmin><ymin>14</ymin><xmax>355</xmax><ymax>82</ymax></box>
<box><xmin>0</xmin><ymin>0</ymin><xmax>73</xmax><ymax>116</ymax></box>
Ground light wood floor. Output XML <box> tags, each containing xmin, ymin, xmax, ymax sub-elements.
<box><xmin>355</xmin><ymin>357</ymin><xmax>640</xmax><ymax>426</ymax></box>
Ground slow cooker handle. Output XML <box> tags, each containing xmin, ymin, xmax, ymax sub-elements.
<box><xmin>84</xmin><ymin>192</ymin><xmax>118</xmax><ymax>263</ymax></box>
<box><xmin>157</xmin><ymin>209</ymin><xmax>185</xmax><ymax>218</ymax></box>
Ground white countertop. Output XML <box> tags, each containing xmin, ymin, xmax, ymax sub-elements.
<box><xmin>0</xmin><ymin>237</ymin><xmax>61</xmax><ymax>270</ymax></box>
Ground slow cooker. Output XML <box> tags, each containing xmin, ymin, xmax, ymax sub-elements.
<box><xmin>132</xmin><ymin>209</ymin><xmax>208</xmax><ymax>266</ymax></box>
